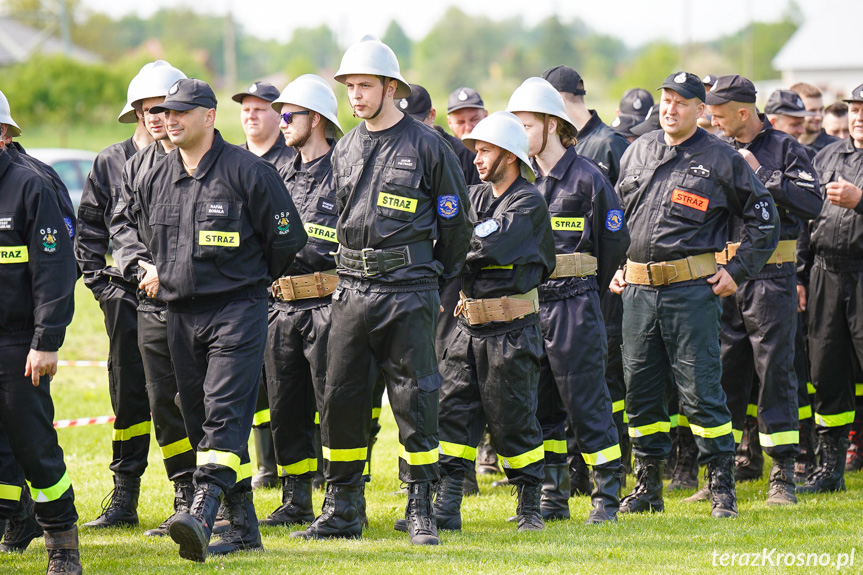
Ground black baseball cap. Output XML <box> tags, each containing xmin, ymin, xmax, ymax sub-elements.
<box><xmin>765</xmin><ymin>89</ymin><xmax>814</xmax><ymax>117</ymax></box>
<box><xmin>447</xmin><ymin>87</ymin><xmax>484</xmax><ymax>114</ymax></box>
<box><xmin>701</xmin><ymin>74</ymin><xmax>718</xmax><ymax>87</ymax></box>
<box><xmin>611</xmin><ymin>114</ymin><xmax>641</xmax><ymax>137</ymax></box>
<box><xmin>619</xmin><ymin>88</ymin><xmax>653</xmax><ymax>118</ymax></box>
<box><xmin>151</xmin><ymin>78</ymin><xmax>217</xmax><ymax>113</ymax></box>
<box><xmin>659</xmin><ymin>71</ymin><xmax>706</xmax><ymax>102</ymax></box>
<box><xmin>842</xmin><ymin>83</ymin><xmax>863</xmax><ymax>103</ymax></box>
<box><xmin>231</xmin><ymin>81</ymin><xmax>281</xmax><ymax>104</ymax></box>
<box><xmin>704</xmin><ymin>74</ymin><xmax>757</xmax><ymax>105</ymax></box>
<box><xmin>631</xmin><ymin>104</ymin><xmax>661</xmax><ymax>136</ymax></box>
<box><xmin>398</xmin><ymin>84</ymin><xmax>433</xmax><ymax>120</ymax></box>
<box><xmin>541</xmin><ymin>66</ymin><xmax>586</xmax><ymax>96</ymax></box>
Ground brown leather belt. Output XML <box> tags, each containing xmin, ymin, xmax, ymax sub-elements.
<box><xmin>715</xmin><ymin>239</ymin><xmax>797</xmax><ymax>266</ymax></box>
<box><xmin>274</xmin><ymin>270</ymin><xmax>338</xmax><ymax>302</ymax></box>
<box><xmin>454</xmin><ymin>289</ymin><xmax>539</xmax><ymax>325</ymax></box>
<box><xmin>624</xmin><ymin>253</ymin><xmax>717</xmax><ymax>287</ymax></box>
<box><xmin>549</xmin><ymin>252</ymin><xmax>597</xmax><ymax>279</ymax></box>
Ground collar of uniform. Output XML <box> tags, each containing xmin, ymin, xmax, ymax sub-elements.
<box><xmin>123</xmin><ymin>136</ymin><xmax>140</xmax><ymax>157</ymax></box>
<box><xmin>284</xmin><ymin>144</ymin><xmax>334</xmax><ymax>184</ymax></box>
<box><xmin>577</xmin><ymin>110</ymin><xmax>603</xmax><ymax>140</ymax></box>
<box><xmin>734</xmin><ymin>114</ymin><xmax>772</xmax><ymax>150</ymax></box>
<box><xmin>839</xmin><ymin>136</ymin><xmax>861</xmax><ymax>155</ymax></box>
<box><xmin>545</xmin><ymin>145</ymin><xmax>578</xmax><ymax>182</ymax></box>
<box><xmin>170</xmin><ymin>129</ymin><xmax>225</xmax><ymax>183</ymax></box>
<box><xmin>358</xmin><ymin>113</ymin><xmax>413</xmax><ymax>140</ymax></box>
<box><xmin>0</xmin><ymin>148</ymin><xmax>11</xmax><ymax>180</ymax></box>
<box><xmin>485</xmin><ymin>175</ymin><xmax>528</xmax><ymax>212</ymax></box>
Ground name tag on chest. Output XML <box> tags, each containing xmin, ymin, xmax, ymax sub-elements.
<box><xmin>671</xmin><ymin>189</ymin><xmax>709</xmax><ymax>212</ymax></box>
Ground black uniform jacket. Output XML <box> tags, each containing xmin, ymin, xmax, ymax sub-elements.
<box><xmin>575</xmin><ymin>110</ymin><xmax>630</xmax><ymax>186</ymax></box>
<box><xmin>616</xmin><ymin>128</ymin><xmax>778</xmax><ymax>285</ymax></box>
<box><xmin>10</xmin><ymin>143</ymin><xmax>76</xmax><ymax>241</ymax></box>
<box><xmin>244</xmin><ymin>136</ymin><xmax>296</xmax><ymax>170</ymax></box>
<box><xmin>803</xmin><ymin>130</ymin><xmax>839</xmax><ymax>161</ymax></box>
<box><xmin>462</xmin><ymin>176</ymin><xmax>556</xmax><ymax>300</ymax></box>
<box><xmin>535</xmin><ymin>146</ymin><xmax>630</xmax><ymax>300</ymax></box>
<box><xmin>435</xmin><ymin>126</ymin><xmax>481</xmax><ymax>186</ymax></box>
<box><xmin>137</xmin><ymin>130</ymin><xmax>307</xmax><ymax>303</ymax></box>
<box><xmin>809</xmin><ymin>138</ymin><xmax>863</xmax><ymax>263</ymax></box>
<box><xmin>332</xmin><ymin>114</ymin><xmax>472</xmax><ymax>287</ymax></box>
<box><xmin>0</xmin><ymin>148</ymin><xmax>76</xmax><ymax>351</ymax></box>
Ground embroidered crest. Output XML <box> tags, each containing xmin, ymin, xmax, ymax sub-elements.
<box><xmin>796</xmin><ymin>96</ymin><xmax>804</xmax><ymax>109</ymax></box>
<box><xmin>458</xmin><ymin>90</ymin><xmax>468</xmax><ymax>101</ymax></box>
<box><xmin>798</xmin><ymin>170</ymin><xmax>814</xmax><ymax>182</ymax></box>
<box><xmin>690</xmin><ymin>164</ymin><xmax>711</xmax><ymax>178</ymax></box>
<box><xmin>611</xmin><ymin>116</ymin><xmax>621</xmax><ymax>127</ymax></box>
<box><xmin>399</xmin><ymin>99</ymin><xmax>408</xmax><ymax>109</ymax></box>
<box><xmin>674</xmin><ymin>72</ymin><xmax>687</xmax><ymax>84</ymax></box>
<box><xmin>169</xmin><ymin>82</ymin><xmax>179</xmax><ymax>95</ymax></box>
<box><xmin>64</xmin><ymin>217</ymin><xmax>74</xmax><ymax>238</ymax></box>
<box><xmin>438</xmin><ymin>195</ymin><xmax>459</xmax><ymax>219</ymax></box>
<box><xmin>605</xmin><ymin>210</ymin><xmax>623</xmax><ymax>232</ymax></box>
<box><xmin>703</xmin><ymin>75</ymin><xmax>714</xmax><ymax>84</ymax></box>
<box><xmin>41</xmin><ymin>227</ymin><xmax>58</xmax><ymax>253</ymax></box>
<box><xmin>474</xmin><ymin>219</ymin><xmax>499</xmax><ymax>238</ymax></box>
<box><xmin>249</xmin><ymin>83</ymin><xmax>258</xmax><ymax>93</ymax></box>
<box><xmin>633</xmin><ymin>97</ymin><xmax>643</xmax><ymax>111</ymax></box>
<box><xmin>754</xmin><ymin>201</ymin><xmax>771</xmax><ymax>221</ymax></box>
<box><xmin>274</xmin><ymin>212</ymin><xmax>291</xmax><ymax>235</ymax></box>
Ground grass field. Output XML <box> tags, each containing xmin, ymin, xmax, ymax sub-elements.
<box><xmin>6</xmin><ymin>277</ymin><xmax>863</xmax><ymax>574</ymax></box>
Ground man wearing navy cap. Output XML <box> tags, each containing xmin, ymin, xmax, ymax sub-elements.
<box><xmin>766</xmin><ymin>89</ymin><xmax>814</xmax><ymax>141</ymax></box>
<box><xmin>610</xmin><ymin>71</ymin><xmax>778</xmax><ymax>519</ymax></box>
<box><xmin>612</xmin><ymin>88</ymin><xmax>653</xmax><ymax>143</ymax></box>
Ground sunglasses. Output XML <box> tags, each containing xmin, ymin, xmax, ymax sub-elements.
<box><xmin>280</xmin><ymin>111</ymin><xmax>311</xmax><ymax>124</ymax></box>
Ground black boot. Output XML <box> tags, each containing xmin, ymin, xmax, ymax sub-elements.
<box><xmin>668</xmin><ymin>427</ymin><xmax>699</xmax><ymax>491</ymax></box>
<box><xmin>795</xmin><ymin>417</ymin><xmax>816</xmax><ymax>483</ymax></box>
<box><xmin>477</xmin><ymin>433</ymin><xmax>501</xmax><ymax>475</ymax></box>
<box><xmin>708</xmin><ymin>455</ymin><xmax>737</xmax><ymax>518</ymax></box>
<box><xmin>585</xmin><ymin>466</ymin><xmax>621</xmax><ymax>524</ymax></box>
<box><xmin>568</xmin><ymin>454</ymin><xmax>593</xmax><ymax>497</ymax></box>
<box><xmin>462</xmin><ymin>465</ymin><xmax>480</xmax><ymax>496</ymax></box>
<box><xmin>845</xmin><ymin>421</ymin><xmax>863</xmax><ymax>472</ymax></box>
<box><xmin>665</xmin><ymin>426</ymin><xmax>679</xmax><ymax>479</ymax></box>
<box><xmin>45</xmin><ymin>526</ymin><xmax>81</xmax><ymax>575</ymax></box>
<box><xmin>290</xmin><ymin>484</ymin><xmax>362</xmax><ymax>539</ymax></box>
<box><xmin>434</xmin><ymin>474</ymin><xmax>464</xmax><ymax>531</ymax></box>
<box><xmin>0</xmin><ymin>488</ymin><xmax>42</xmax><ymax>552</ymax></box>
<box><xmin>799</xmin><ymin>426</ymin><xmax>850</xmax><ymax>493</ymax></box>
<box><xmin>735</xmin><ymin>415</ymin><xmax>763</xmax><ymax>481</ymax></box>
<box><xmin>404</xmin><ymin>482</ymin><xmax>439</xmax><ymax>545</ymax></box>
<box><xmin>212</xmin><ymin>502</ymin><xmax>229</xmax><ymax>535</ymax></box>
<box><xmin>144</xmin><ymin>480</ymin><xmax>194</xmax><ymax>537</ymax></box>
<box><xmin>208</xmin><ymin>491</ymin><xmax>263</xmax><ymax>555</ymax></box>
<box><xmin>766</xmin><ymin>459</ymin><xmax>797</xmax><ymax>505</ymax></box>
<box><xmin>169</xmin><ymin>482</ymin><xmax>223</xmax><ymax>563</ymax></box>
<box><xmin>260</xmin><ymin>474</ymin><xmax>314</xmax><ymax>526</ymax></box>
<box><xmin>358</xmin><ymin>483</ymin><xmax>369</xmax><ymax>529</ymax></box>
<box><xmin>540</xmin><ymin>463</ymin><xmax>570</xmax><ymax>521</ymax></box>
<box><xmin>619</xmin><ymin>457</ymin><xmax>664</xmax><ymax>513</ymax></box>
<box><xmin>251</xmin><ymin>425</ymin><xmax>279</xmax><ymax>490</ymax></box>
<box><xmin>515</xmin><ymin>482</ymin><xmax>544</xmax><ymax>532</ymax></box>
<box><xmin>83</xmin><ymin>474</ymin><xmax>140</xmax><ymax>528</ymax></box>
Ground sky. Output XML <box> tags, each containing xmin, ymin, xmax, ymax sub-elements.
<box><xmin>74</xmin><ymin>0</ymin><xmax>829</xmax><ymax>48</ymax></box>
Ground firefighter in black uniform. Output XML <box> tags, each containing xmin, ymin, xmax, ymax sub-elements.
<box><xmin>257</xmin><ymin>74</ymin><xmax>343</xmax><ymax>527</ymax></box>
<box><xmin>799</xmin><ymin>83</ymin><xmax>863</xmax><ymax>493</ymax></box>
<box><xmin>508</xmin><ymin>77</ymin><xmax>629</xmax><ymax>523</ymax></box>
<box><xmin>110</xmin><ymin>61</ymin><xmax>199</xmax><ymax>537</ymax></box>
<box><xmin>291</xmin><ymin>36</ymin><xmax>471</xmax><ymax>545</ymax></box>
<box><xmin>432</xmin><ymin>111</ymin><xmax>554</xmax><ymax>533</ymax></box>
<box><xmin>705</xmin><ymin>75</ymin><xmax>823</xmax><ymax>505</ymax></box>
<box><xmin>0</xmin><ymin>121</ymin><xmax>82</xmax><ymax>574</ymax></box>
<box><xmin>136</xmin><ymin>78</ymin><xmax>306</xmax><ymax>562</ymax></box>
<box><xmin>609</xmin><ymin>72</ymin><xmax>778</xmax><ymax>519</ymax></box>
<box><xmin>76</xmin><ymin>65</ymin><xmax>157</xmax><ymax>529</ymax></box>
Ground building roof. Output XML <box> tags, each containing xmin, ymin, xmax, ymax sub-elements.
<box><xmin>773</xmin><ymin>6</ymin><xmax>863</xmax><ymax>72</ymax></box>
<box><xmin>0</xmin><ymin>17</ymin><xmax>100</xmax><ymax>67</ymax></box>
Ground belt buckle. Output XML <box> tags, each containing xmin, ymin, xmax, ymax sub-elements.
<box><xmin>361</xmin><ymin>247</ymin><xmax>377</xmax><ymax>276</ymax></box>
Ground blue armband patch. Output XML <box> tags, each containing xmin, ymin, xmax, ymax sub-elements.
<box><xmin>64</xmin><ymin>217</ymin><xmax>75</xmax><ymax>238</ymax></box>
<box><xmin>438</xmin><ymin>195</ymin><xmax>459</xmax><ymax>219</ymax></box>
<box><xmin>605</xmin><ymin>209</ymin><xmax>623</xmax><ymax>232</ymax></box>
<box><xmin>474</xmin><ymin>219</ymin><xmax>499</xmax><ymax>237</ymax></box>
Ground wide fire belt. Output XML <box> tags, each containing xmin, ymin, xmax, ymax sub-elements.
<box><xmin>624</xmin><ymin>252</ymin><xmax>717</xmax><ymax>287</ymax></box>
<box><xmin>275</xmin><ymin>270</ymin><xmax>339</xmax><ymax>301</ymax></box>
<box><xmin>549</xmin><ymin>252</ymin><xmax>597</xmax><ymax>279</ymax></box>
<box><xmin>715</xmin><ymin>239</ymin><xmax>797</xmax><ymax>266</ymax></box>
<box><xmin>454</xmin><ymin>288</ymin><xmax>539</xmax><ymax>325</ymax></box>
<box><xmin>336</xmin><ymin>241</ymin><xmax>433</xmax><ymax>277</ymax></box>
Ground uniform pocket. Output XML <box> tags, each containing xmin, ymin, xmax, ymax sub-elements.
<box><xmin>148</xmin><ymin>204</ymin><xmax>180</xmax><ymax>263</ymax></box>
<box><xmin>375</xmin><ymin>168</ymin><xmax>423</xmax><ymax>222</ymax></box>
<box><xmin>414</xmin><ymin>371</ymin><xmax>442</xmax><ymax>438</ymax></box>
<box><xmin>194</xmin><ymin>200</ymin><xmax>242</xmax><ymax>258</ymax></box>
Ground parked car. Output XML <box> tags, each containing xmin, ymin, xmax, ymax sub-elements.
<box><xmin>25</xmin><ymin>148</ymin><xmax>96</xmax><ymax>211</ymax></box>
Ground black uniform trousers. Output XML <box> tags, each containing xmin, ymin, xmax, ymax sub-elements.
<box><xmin>322</xmin><ymin>278</ymin><xmax>441</xmax><ymax>486</ymax></box>
<box><xmin>264</xmin><ymin>300</ymin><xmax>330</xmax><ymax>477</ymax></box>
<box><xmin>167</xmin><ymin>296</ymin><xmax>267</xmax><ymax>492</ymax></box>
<box><xmin>0</xmin><ymin>345</ymin><xmax>77</xmax><ymax>531</ymax></box>
<box><xmin>254</xmin><ymin>373</ymin><xmax>271</xmax><ymax>429</ymax></box>
<box><xmin>720</xmin><ymin>273</ymin><xmax>800</xmax><ymax>460</ymax></box>
<box><xmin>623</xmin><ymin>283</ymin><xmax>735</xmax><ymax>462</ymax></box>
<box><xmin>438</xmin><ymin>315</ymin><xmax>545</xmax><ymax>486</ymax></box>
<box><xmin>537</xmin><ymin>289</ymin><xmax>621</xmax><ymax>469</ymax></box>
<box><xmin>137</xmin><ymin>303</ymin><xmax>195</xmax><ymax>481</ymax></box>
<box><xmin>808</xmin><ymin>262</ymin><xmax>863</xmax><ymax>429</ymax></box>
<box><xmin>98</xmin><ymin>283</ymin><xmax>151</xmax><ymax>477</ymax></box>
<box><xmin>794</xmin><ymin>311</ymin><xmax>814</xmax><ymax>422</ymax></box>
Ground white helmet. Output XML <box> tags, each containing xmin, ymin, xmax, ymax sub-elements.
<box><xmin>272</xmin><ymin>74</ymin><xmax>344</xmax><ymax>139</ymax></box>
<box><xmin>0</xmin><ymin>90</ymin><xmax>21</xmax><ymax>137</ymax></box>
<box><xmin>118</xmin><ymin>60</ymin><xmax>187</xmax><ymax>123</ymax></box>
<box><xmin>334</xmin><ymin>35</ymin><xmax>411</xmax><ymax>99</ymax></box>
<box><xmin>506</xmin><ymin>77</ymin><xmax>576</xmax><ymax>134</ymax></box>
<box><xmin>462</xmin><ymin>111</ymin><xmax>535</xmax><ymax>183</ymax></box>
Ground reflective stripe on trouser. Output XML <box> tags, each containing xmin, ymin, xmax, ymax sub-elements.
<box><xmin>438</xmin><ymin>314</ymin><xmax>544</xmax><ymax>486</ymax></box>
<box><xmin>167</xmin><ymin>297</ymin><xmax>266</xmax><ymax>493</ymax></box>
<box><xmin>720</xmin><ymin>274</ymin><xmax>800</xmax><ymax>460</ymax></box>
<box><xmin>138</xmin><ymin>307</ymin><xmax>195</xmax><ymax>482</ymax></box>
<box><xmin>265</xmin><ymin>302</ymin><xmax>328</xmax><ymax>477</ymax></box>
<box><xmin>623</xmin><ymin>284</ymin><xmax>734</xmax><ymax>462</ymax></box>
<box><xmin>536</xmin><ymin>288</ymin><xmax>621</xmax><ymax>469</ymax></box>
<box><xmin>807</xmin><ymin>265</ymin><xmax>861</xmax><ymax>431</ymax></box>
<box><xmin>322</xmin><ymin>280</ymin><xmax>441</xmax><ymax>485</ymax></box>
<box><xmin>0</xmin><ymin>345</ymin><xmax>77</xmax><ymax>530</ymax></box>
<box><xmin>100</xmin><ymin>286</ymin><xmax>150</xmax><ymax>477</ymax></box>
<box><xmin>253</xmin><ymin>368</ymin><xmax>270</xmax><ymax>429</ymax></box>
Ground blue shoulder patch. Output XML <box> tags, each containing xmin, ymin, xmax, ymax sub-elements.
<box><xmin>438</xmin><ymin>195</ymin><xmax>459</xmax><ymax>219</ymax></box>
<box><xmin>474</xmin><ymin>219</ymin><xmax>499</xmax><ymax>238</ymax></box>
<box><xmin>605</xmin><ymin>209</ymin><xmax>623</xmax><ymax>232</ymax></box>
<box><xmin>64</xmin><ymin>217</ymin><xmax>75</xmax><ymax>238</ymax></box>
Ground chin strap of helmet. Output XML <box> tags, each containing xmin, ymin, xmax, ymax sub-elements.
<box><xmin>538</xmin><ymin>114</ymin><xmax>551</xmax><ymax>156</ymax></box>
<box><xmin>368</xmin><ymin>77</ymin><xmax>390</xmax><ymax>120</ymax></box>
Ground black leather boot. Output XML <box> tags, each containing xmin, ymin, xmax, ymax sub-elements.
<box><xmin>735</xmin><ymin>415</ymin><xmax>763</xmax><ymax>481</ymax></box>
<box><xmin>45</xmin><ymin>526</ymin><xmax>81</xmax><ymax>575</ymax></box>
<box><xmin>568</xmin><ymin>454</ymin><xmax>593</xmax><ymax>497</ymax></box>
<box><xmin>434</xmin><ymin>474</ymin><xmax>464</xmax><ymax>531</ymax></box>
<box><xmin>83</xmin><ymin>474</ymin><xmax>140</xmax><ymax>528</ymax></box>
<box><xmin>0</xmin><ymin>488</ymin><xmax>42</xmax><ymax>552</ymax></box>
<box><xmin>260</xmin><ymin>474</ymin><xmax>314</xmax><ymax>526</ymax></box>
<box><xmin>619</xmin><ymin>457</ymin><xmax>664</xmax><ymax>513</ymax></box>
<box><xmin>766</xmin><ymin>458</ymin><xmax>797</xmax><ymax>505</ymax></box>
<box><xmin>405</xmin><ymin>482</ymin><xmax>439</xmax><ymax>545</ymax></box>
<box><xmin>358</xmin><ymin>483</ymin><xmax>369</xmax><ymax>529</ymax></box>
<box><xmin>208</xmin><ymin>490</ymin><xmax>263</xmax><ymax>555</ymax></box>
<box><xmin>708</xmin><ymin>455</ymin><xmax>738</xmax><ymax>518</ymax></box>
<box><xmin>668</xmin><ymin>426</ymin><xmax>699</xmax><ymax>491</ymax></box>
<box><xmin>540</xmin><ymin>462</ymin><xmax>570</xmax><ymax>521</ymax></box>
<box><xmin>144</xmin><ymin>480</ymin><xmax>194</xmax><ymax>537</ymax></box>
<box><xmin>585</xmin><ymin>466</ymin><xmax>621</xmax><ymax>524</ymax></box>
<box><xmin>290</xmin><ymin>484</ymin><xmax>362</xmax><ymax>539</ymax></box>
<box><xmin>169</xmin><ymin>482</ymin><xmax>223</xmax><ymax>562</ymax></box>
<box><xmin>799</xmin><ymin>426</ymin><xmax>850</xmax><ymax>494</ymax></box>
<box><xmin>251</xmin><ymin>425</ymin><xmax>279</xmax><ymax>490</ymax></box>
<box><xmin>515</xmin><ymin>482</ymin><xmax>544</xmax><ymax>532</ymax></box>
<box><xmin>795</xmin><ymin>417</ymin><xmax>816</xmax><ymax>483</ymax></box>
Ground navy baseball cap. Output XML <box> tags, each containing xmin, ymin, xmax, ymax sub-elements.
<box><xmin>843</xmin><ymin>83</ymin><xmax>863</xmax><ymax>103</ymax></box>
<box><xmin>232</xmin><ymin>81</ymin><xmax>281</xmax><ymax>104</ymax></box>
<box><xmin>447</xmin><ymin>87</ymin><xmax>484</xmax><ymax>113</ymax></box>
<box><xmin>151</xmin><ymin>78</ymin><xmax>217</xmax><ymax>113</ymax></box>
<box><xmin>398</xmin><ymin>84</ymin><xmax>433</xmax><ymax>120</ymax></box>
<box><xmin>630</xmin><ymin>104</ymin><xmax>661</xmax><ymax>136</ymax></box>
<box><xmin>619</xmin><ymin>88</ymin><xmax>653</xmax><ymax>118</ymax></box>
<box><xmin>704</xmin><ymin>75</ymin><xmax>757</xmax><ymax>105</ymax></box>
<box><xmin>541</xmin><ymin>66</ymin><xmax>586</xmax><ymax>96</ymax></box>
<box><xmin>765</xmin><ymin>90</ymin><xmax>814</xmax><ymax>117</ymax></box>
<box><xmin>659</xmin><ymin>72</ymin><xmax>706</xmax><ymax>102</ymax></box>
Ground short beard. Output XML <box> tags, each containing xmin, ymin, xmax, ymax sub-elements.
<box><xmin>285</xmin><ymin>122</ymin><xmax>312</xmax><ymax>149</ymax></box>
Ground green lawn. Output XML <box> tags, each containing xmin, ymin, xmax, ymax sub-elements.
<box><xmin>6</xmin><ymin>278</ymin><xmax>862</xmax><ymax>573</ymax></box>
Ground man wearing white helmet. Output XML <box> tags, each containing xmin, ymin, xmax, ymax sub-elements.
<box><xmin>292</xmin><ymin>35</ymin><xmax>471</xmax><ymax>545</ymax></box>
<box><xmin>508</xmin><ymin>77</ymin><xmax>629</xmax><ymax>524</ymax></box>
<box><xmin>76</xmin><ymin>62</ymin><xmax>159</xmax><ymax>530</ymax></box>
<box><xmin>258</xmin><ymin>74</ymin><xmax>343</xmax><ymax>529</ymax></box>
<box><xmin>110</xmin><ymin>61</ymin><xmax>198</xmax><ymax>538</ymax></box>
